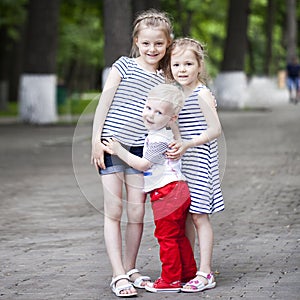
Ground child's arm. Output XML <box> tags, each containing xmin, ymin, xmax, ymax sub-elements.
<box><xmin>103</xmin><ymin>138</ymin><xmax>152</xmax><ymax>172</ymax></box>
<box><xmin>168</xmin><ymin>121</ymin><xmax>182</xmax><ymax>141</ymax></box>
<box><xmin>189</xmin><ymin>88</ymin><xmax>222</xmax><ymax>147</ymax></box>
<box><xmin>91</xmin><ymin>67</ymin><xmax>121</xmax><ymax>169</ymax></box>
<box><xmin>168</xmin><ymin>89</ymin><xmax>221</xmax><ymax>159</ymax></box>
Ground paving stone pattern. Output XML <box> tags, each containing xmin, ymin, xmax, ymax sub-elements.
<box><xmin>0</xmin><ymin>104</ymin><xmax>299</xmax><ymax>299</ymax></box>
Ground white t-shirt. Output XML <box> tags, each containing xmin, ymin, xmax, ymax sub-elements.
<box><xmin>143</xmin><ymin>128</ymin><xmax>186</xmax><ymax>193</ymax></box>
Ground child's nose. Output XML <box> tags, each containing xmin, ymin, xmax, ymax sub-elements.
<box><xmin>149</xmin><ymin>44</ymin><xmax>155</xmax><ymax>51</ymax></box>
<box><xmin>179</xmin><ymin>65</ymin><xmax>186</xmax><ymax>71</ymax></box>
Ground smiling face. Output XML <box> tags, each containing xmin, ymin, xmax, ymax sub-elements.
<box><xmin>170</xmin><ymin>48</ymin><xmax>202</xmax><ymax>90</ymax></box>
<box><xmin>142</xmin><ymin>97</ymin><xmax>176</xmax><ymax>131</ymax></box>
<box><xmin>135</xmin><ymin>27</ymin><xmax>170</xmax><ymax>70</ymax></box>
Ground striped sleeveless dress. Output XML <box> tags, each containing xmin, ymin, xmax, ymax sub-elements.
<box><xmin>101</xmin><ymin>56</ymin><xmax>164</xmax><ymax>147</ymax></box>
<box><xmin>178</xmin><ymin>85</ymin><xmax>224</xmax><ymax>214</ymax></box>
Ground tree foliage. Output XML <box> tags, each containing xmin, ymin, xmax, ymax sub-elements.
<box><xmin>57</xmin><ymin>0</ymin><xmax>104</xmax><ymax>90</ymax></box>
<box><xmin>247</xmin><ymin>0</ymin><xmax>287</xmax><ymax>75</ymax></box>
<box><xmin>1</xmin><ymin>0</ymin><xmax>300</xmax><ymax>97</ymax></box>
<box><xmin>161</xmin><ymin>0</ymin><xmax>228</xmax><ymax>77</ymax></box>
<box><xmin>163</xmin><ymin>0</ymin><xmax>299</xmax><ymax>77</ymax></box>
<box><xmin>0</xmin><ymin>0</ymin><xmax>27</xmax><ymax>41</ymax></box>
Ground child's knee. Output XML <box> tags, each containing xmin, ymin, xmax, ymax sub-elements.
<box><xmin>191</xmin><ymin>213</ymin><xmax>210</xmax><ymax>227</ymax></box>
<box><xmin>127</xmin><ymin>205</ymin><xmax>145</xmax><ymax>223</ymax></box>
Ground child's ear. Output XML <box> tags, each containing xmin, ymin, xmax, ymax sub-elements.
<box><xmin>135</xmin><ymin>37</ymin><xmax>139</xmax><ymax>46</ymax></box>
<box><xmin>170</xmin><ymin>115</ymin><xmax>178</xmax><ymax>122</ymax></box>
<box><xmin>168</xmin><ymin>115</ymin><xmax>178</xmax><ymax>125</ymax></box>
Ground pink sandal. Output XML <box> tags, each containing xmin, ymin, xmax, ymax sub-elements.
<box><xmin>181</xmin><ymin>271</ymin><xmax>216</xmax><ymax>293</ymax></box>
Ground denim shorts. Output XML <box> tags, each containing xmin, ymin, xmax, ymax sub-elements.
<box><xmin>99</xmin><ymin>144</ymin><xmax>143</xmax><ymax>175</ymax></box>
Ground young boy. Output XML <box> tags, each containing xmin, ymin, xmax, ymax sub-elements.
<box><xmin>103</xmin><ymin>83</ymin><xmax>197</xmax><ymax>293</ymax></box>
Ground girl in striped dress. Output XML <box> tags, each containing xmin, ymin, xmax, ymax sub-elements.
<box><xmin>165</xmin><ymin>38</ymin><xmax>225</xmax><ymax>293</ymax></box>
<box><xmin>91</xmin><ymin>10</ymin><xmax>173</xmax><ymax>298</ymax></box>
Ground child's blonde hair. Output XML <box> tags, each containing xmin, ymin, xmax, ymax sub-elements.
<box><xmin>148</xmin><ymin>83</ymin><xmax>185</xmax><ymax>115</ymax></box>
<box><xmin>130</xmin><ymin>9</ymin><xmax>173</xmax><ymax>62</ymax></box>
<box><xmin>164</xmin><ymin>37</ymin><xmax>209</xmax><ymax>84</ymax></box>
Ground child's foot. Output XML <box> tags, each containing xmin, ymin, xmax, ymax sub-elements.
<box><xmin>145</xmin><ymin>277</ymin><xmax>181</xmax><ymax>293</ymax></box>
<box><xmin>127</xmin><ymin>268</ymin><xmax>151</xmax><ymax>289</ymax></box>
<box><xmin>110</xmin><ymin>275</ymin><xmax>137</xmax><ymax>297</ymax></box>
<box><xmin>181</xmin><ymin>271</ymin><xmax>216</xmax><ymax>293</ymax></box>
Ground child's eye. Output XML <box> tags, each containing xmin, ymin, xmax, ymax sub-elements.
<box><xmin>155</xmin><ymin>111</ymin><xmax>162</xmax><ymax>115</ymax></box>
<box><xmin>142</xmin><ymin>42</ymin><xmax>149</xmax><ymax>46</ymax></box>
<box><xmin>172</xmin><ymin>63</ymin><xmax>179</xmax><ymax>67</ymax></box>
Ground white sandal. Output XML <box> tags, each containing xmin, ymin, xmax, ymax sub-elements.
<box><xmin>127</xmin><ymin>268</ymin><xmax>151</xmax><ymax>289</ymax></box>
<box><xmin>110</xmin><ymin>274</ymin><xmax>137</xmax><ymax>297</ymax></box>
<box><xmin>181</xmin><ymin>271</ymin><xmax>216</xmax><ymax>293</ymax></box>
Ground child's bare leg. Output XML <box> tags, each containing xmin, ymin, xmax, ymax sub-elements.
<box><xmin>185</xmin><ymin>212</ymin><xmax>196</xmax><ymax>251</ymax></box>
<box><xmin>182</xmin><ymin>213</ymin><xmax>215</xmax><ymax>291</ymax></box>
<box><xmin>124</xmin><ymin>173</ymin><xmax>147</xmax><ymax>284</ymax></box>
<box><xmin>102</xmin><ymin>173</ymin><xmax>136</xmax><ymax>295</ymax></box>
<box><xmin>193</xmin><ymin>213</ymin><xmax>214</xmax><ymax>275</ymax></box>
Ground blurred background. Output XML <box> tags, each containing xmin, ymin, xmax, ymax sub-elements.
<box><xmin>0</xmin><ymin>0</ymin><xmax>299</xmax><ymax>123</ymax></box>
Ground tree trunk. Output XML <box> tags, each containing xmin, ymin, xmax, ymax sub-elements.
<box><xmin>102</xmin><ymin>0</ymin><xmax>132</xmax><ymax>87</ymax></box>
<box><xmin>19</xmin><ymin>0</ymin><xmax>60</xmax><ymax>124</ymax></box>
<box><xmin>221</xmin><ymin>0</ymin><xmax>250</xmax><ymax>71</ymax></box>
<box><xmin>214</xmin><ymin>0</ymin><xmax>250</xmax><ymax>109</ymax></box>
<box><xmin>264</xmin><ymin>0</ymin><xmax>275</xmax><ymax>75</ymax></box>
<box><xmin>104</xmin><ymin>0</ymin><xmax>132</xmax><ymax>67</ymax></box>
<box><xmin>285</xmin><ymin>0</ymin><xmax>297</xmax><ymax>62</ymax></box>
<box><xmin>0</xmin><ymin>27</ymin><xmax>10</xmax><ymax>110</ymax></box>
<box><xmin>132</xmin><ymin>0</ymin><xmax>161</xmax><ymax>17</ymax></box>
<box><xmin>9</xmin><ymin>24</ymin><xmax>26</xmax><ymax>103</ymax></box>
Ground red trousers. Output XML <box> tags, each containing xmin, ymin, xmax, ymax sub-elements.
<box><xmin>150</xmin><ymin>181</ymin><xmax>197</xmax><ymax>283</ymax></box>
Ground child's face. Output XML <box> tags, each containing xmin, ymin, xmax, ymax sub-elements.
<box><xmin>170</xmin><ymin>48</ymin><xmax>201</xmax><ymax>89</ymax></box>
<box><xmin>142</xmin><ymin>97</ymin><xmax>175</xmax><ymax>131</ymax></box>
<box><xmin>135</xmin><ymin>27</ymin><xmax>169</xmax><ymax>67</ymax></box>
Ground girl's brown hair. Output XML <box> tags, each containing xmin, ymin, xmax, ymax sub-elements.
<box><xmin>164</xmin><ymin>37</ymin><xmax>209</xmax><ymax>84</ymax></box>
<box><xmin>130</xmin><ymin>9</ymin><xmax>173</xmax><ymax>68</ymax></box>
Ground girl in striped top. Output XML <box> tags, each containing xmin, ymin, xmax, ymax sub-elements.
<box><xmin>165</xmin><ymin>38</ymin><xmax>225</xmax><ymax>293</ymax></box>
<box><xmin>91</xmin><ymin>9</ymin><xmax>173</xmax><ymax>298</ymax></box>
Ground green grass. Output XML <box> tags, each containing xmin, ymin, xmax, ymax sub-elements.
<box><xmin>58</xmin><ymin>98</ymin><xmax>98</xmax><ymax>115</ymax></box>
<box><xmin>0</xmin><ymin>102</ymin><xmax>18</xmax><ymax>116</ymax></box>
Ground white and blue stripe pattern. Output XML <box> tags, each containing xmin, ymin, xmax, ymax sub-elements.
<box><xmin>178</xmin><ymin>85</ymin><xmax>224</xmax><ymax>214</ymax></box>
<box><xmin>102</xmin><ymin>56</ymin><xmax>164</xmax><ymax>147</ymax></box>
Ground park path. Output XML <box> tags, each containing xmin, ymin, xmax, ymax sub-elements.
<box><xmin>0</xmin><ymin>103</ymin><xmax>299</xmax><ymax>299</ymax></box>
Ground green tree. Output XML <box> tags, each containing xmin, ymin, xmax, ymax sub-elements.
<box><xmin>0</xmin><ymin>0</ymin><xmax>27</xmax><ymax>110</ymax></box>
<box><xmin>19</xmin><ymin>0</ymin><xmax>60</xmax><ymax>124</ymax></box>
<box><xmin>221</xmin><ymin>0</ymin><xmax>250</xmax><ymax>71</ymax></box>
<box><xmin>161</xmin><ymin>0</ymin><xmax>228</xmax><ymax>77</ymax></box>
<box><xmin>285</xmin><ymin>0</ymin><xmax>298</xmax><ymax>62</ymax></box>
<box><xmin>214</xmin><ymin>0</ymin><xmax>251</xmax><ymax>108</ymax></box>
<box><xmin>58</xmin><ymin>0</ymin><xmax>103</xmax><ymax>92</ymax></box>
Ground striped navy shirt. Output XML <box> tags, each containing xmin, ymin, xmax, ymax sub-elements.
<box><xmin>178</xmin><ymin>85</ymin><xmax>224</xmax><ymax>214</ymax></box>
<box><xmin>101</xmin><ymin>56</ymin><xmax>165</xmax><ymax>146</ymax></box>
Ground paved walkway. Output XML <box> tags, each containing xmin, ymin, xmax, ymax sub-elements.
<box><xmin>0</xmin><ymin>104</ymin><xmax>299</xmax><ymax>299</ymax></box>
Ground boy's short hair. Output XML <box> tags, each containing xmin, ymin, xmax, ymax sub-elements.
<box><xmin>148</xmin><ymin>83</ymin><xmax>185</xmax><ymax>114</ymax></box>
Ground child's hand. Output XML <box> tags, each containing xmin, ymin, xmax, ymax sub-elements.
<box><xmin>102</xmin><ymin>138</ymin><xmax>121</xmax><ymax>155</ymax></box>
<box><xmin>166</xmin><ymin>140</ymin><xmax>188</xmax><ymax>160</ymax></box>
<box><xmin>91</xmin><ymin>140</ymin><xmax>106</xmax><ymax>170</ymax></box>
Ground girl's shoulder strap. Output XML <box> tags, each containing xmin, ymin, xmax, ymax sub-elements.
<box><xmin>190</xmin><ymin>84</ymin><xmax>206</xmax><ymax>97</ymax></box>
<box><xmin>196</xmin><ymin>84</ymin><xmax>218</xmax><ymax>107</ymax></box>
